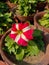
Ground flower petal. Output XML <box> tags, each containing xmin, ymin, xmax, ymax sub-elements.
<box><xmin>23</xmin><ymin>22</ymin><xmax>29</xmax><ymax>29</ymax></box>
<box><xmin>15</xmin><ymin>34</ymin><xmax>20</xmax><ymax>43</ymax></box>
<box><xmin>23</xmin><ymin>29</ymin><xmax>34</xmax><ymax>40</ymax></box>
<box><xmin>15</xmin><ymin>23</ymin><xmax>19</xmax><ymax>30</ymax></box>
<box><xmin>11</xmin><ymin>31</ymin><xmax>16</xmax><ymax>34</ymax></box>
<box><xmin>12</xmin><ymin>24</ymin><xmax>17</xmax><ymax>31</ymax></box>
<box><xmin>9</xmin><ymin>34</ymin><xmax>17</xmax><ymax>40</ymax></box>
<box><xmin>22</xmin><ymin>26</ymin><xmax>30</xmax><ymax>32</ymax></box>
<box><xmin>19</xmin><ymin>22</ymin><xmax>29</xmax><ymax>30</ymax></box>
<box><xmin>21</xmin><ymin>33</ymin><xmax>28</xmax><ymax>41</ymax></box>
<box><xmin>18</xmin><ymin>37</ymin><xmax>28</xmax><ymax>46</ymax></box>
<box><xmin>19</xmin><ymin>23</ymin><xmax>23</xmax><ymax>30</ymax></box>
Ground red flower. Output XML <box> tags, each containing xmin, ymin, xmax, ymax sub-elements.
<box><xmin>9</xmin><ymin>22</ymin><xmax>34</xmax><ymax>46</ymax></box>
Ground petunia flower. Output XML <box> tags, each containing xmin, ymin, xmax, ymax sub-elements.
<box><xmin>9</xmin><ymin>22</ymin><xmax>34</xmax><ymax>46</ymax></box>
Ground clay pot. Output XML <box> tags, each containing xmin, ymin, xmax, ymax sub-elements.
<box><xmin>6</xmin><ymin>0</ymin><xmax>36</xmax><ymax>22</ymax></box>
<box><xmin>13</xmin><ymin>14</ymin><xmax>35</xmax><ymax>22</ymax></box>
<box><xmin>0</xmin><ymin>34</ymin><xmax>3</xmax><ymax>39</ymax></box>
<box><xmin>0</xmin><ymin>27</ymin><xmax>49</xmax><ymax>65</ymax></box>
<box><xmin>45</xmin><ymin>0</ymin><xmax>49</xmax><ymax>10</ymax></box>
<box><xmin>45</xmin><ymin>3</ymin><xmax>49</xmax><ymax>10</ymax></box>
<box><xmin>0</xmin><ymin>61</ymin><xmax>8</xmax><ymax>65</ymax></box>
<box><xmin>6</xmin><ymin>0</ymin><xmax>48</xmax><ymax>22</ymax></box>
<box><xmin>13</xmin><ymin>14</ymin><xmax>34</xmax><ymax>23</ymax></box>
<box><xmin>34</xmin><ymin>11</ymin><xmax>49</xmax><ymax>33</ymax></box>
<box><xmin>6</xmin><ymin>0</ymin><xmax>16</xmax><ymax>10</ymax></box>
<box><xmin>0</xmin><ymin>34</ymin><xmax>3</xmax><ymax>54</ymax></box>
<box><xmin>14</xmin><ymin>2</ymin><xmax>47</xmax><ymax>22</ymax></box>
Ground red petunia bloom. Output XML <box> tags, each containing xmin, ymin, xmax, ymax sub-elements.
<box><xmin>9</xmin><ymin>22</ymin><xmax>34</xmax><ymax>46</ymax></box>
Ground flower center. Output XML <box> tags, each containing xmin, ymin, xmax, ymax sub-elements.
<box><xmin>17</xmin><ymin>30</ymin><xmax>23</xmax><ymax>34</ymax></box>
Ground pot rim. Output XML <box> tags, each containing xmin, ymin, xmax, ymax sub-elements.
<box><xmin>34</xmin><ymin>11</ymin><xmax>49</xmax><ymax>33</ymax></box>
<box><xmin>0</xmin><ymin>28</ymin><xmax>14</xmax><ymax>65</ymax></box>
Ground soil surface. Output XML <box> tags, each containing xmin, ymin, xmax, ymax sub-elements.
<box><xmin>23</xmin><ymin>51</ymin><xmax>45</xmax><ymax>64</ymax></box>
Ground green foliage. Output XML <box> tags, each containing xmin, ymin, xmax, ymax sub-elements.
<box><xmin>39</xmin><ymin>10</ymin><xmax>49</xmax><ymax>28</ymax></box>
<box><xmin>25</xmin><ymin>41</ymin><xmax>39</xmax><ymax>56</ymax></box>
<box><xmin>5</xmin><ymin>35</ymin><xmax>15</xmax><ymax>53</ymax></box>
<box><xmin>33</xmin><ymin>29</ymin><xmax>45</xmax><ymax>51</ymax></box>
<box><xmin>10</xmin><ymin>0</ymin><xmax>46</xmax><ymax>16</ymax></box>
<box><xmin>33</xmin><ymin>29</ymin><xmax>42</xmax><ymax>38</ymax></box>
<box><xmin>0</xmin><ymin>12</ymin><xmax>13</xmax><ymax>34</ymax></box>
<box><xmin>15</xmin><ymin>48</ymin><xmax>24</xmax><ymax>60</ymax></box>
<box><xmin>5</xmin><ymin>0</ymin><xmax>46</xmax><ymax>16</ymax></box>
<box><xmin>0</xmin><ymin>2</ymin><xmax>9</xmax><ymax>13</ymax></box>
<box><xmin>10</xmin><ymin>0</ymin><xmax>46</xmax><ymax>3</ymax></box>
<box><xmin>15</xmin><ymin>0</ymin><xmax>36</xmax><ymax>16</ymax></box>
<box><xmin>3</xmin><ymin>29</ymin><xmax>45</xmax><ymax>61</ymax></box>
<box><xmin>10</xmin><ymin>0</ymin><xmax>18</xmax><ymax>3</ymax></box>
<box><xmin>0</xmin><ymin>2</ymin><xmax>14</xmax><ymax>34</ymax></box>
<box><xmin>5</xmin><ymin>36</ymin><xmax>24</xmax><ymax>60</ymax></box>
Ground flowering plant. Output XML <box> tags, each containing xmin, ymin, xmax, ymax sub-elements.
<box><xmin>0</xmin><ymin>2</ymin><xmax>14</xmax><ymax>34</ymax></box>
<box><xmin>4</xmin><ymin>22</ymin><xmax>45</xmax><ymax>60</ymax></box>
<box><xmin>10</xmin><ymin>0</ymin><xmax>46</xmax><ymax>16</ymax></box>
<box><xmin>9</xmin><ymin>22</ymin><xmax>34</xmax><ymax>46</ymax></box>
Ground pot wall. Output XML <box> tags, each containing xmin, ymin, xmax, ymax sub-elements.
<box><xmin>34</xmin><ymin>11</ymin><xmax>49</xmax><ymax>33</ymax></box>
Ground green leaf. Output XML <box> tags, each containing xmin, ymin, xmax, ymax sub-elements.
<box><xmin>0</xmin><ymin>2</ymin><xmax>9</xmax><ymax>13</ymax></box>
<box><xmin>5</xmin><ymin>36</ymin><xmax>14</xmax><ymax>43</ymax></box>
<box><xmin>0</xmin><ymin>13</ymin><xmax>3</xmax><ymax>17</ymax></box>
<box><xmin>33</xmin><ymin>29</ymin><xmax>42</xmax><ymax>38</ymax></box>
<box><xmin>4</xmin><ymin>12</ymin><xmax>12</xmax><ymax>18</ymax></box>
<box><xmin>5</xmin><ymin>36</ymin><xmax>14</xmax><ymax>49</ymax></box>
<box><xmin>15</xmin><ymin>48</ymin><xmax>24</xmax><ymax>60</ymax></box>
<box><xmin>6</xmin><ymin>18</ymin><xmax>12</xmax><ymax>22</ymax></box>
<box><xmin>0</xmin><ymin>28</ymin><xmax>3</xmax><ymax>34</ymax></box>
<box><xmin>26</xmin><ymin>40</ymin><xmax>39</xmax><ymax>56</ymax></box>
<box><xmin>5</xmin><ymin>36</ymin><xmax>20</xmax><ymax>54</ymax></box>
<box><xmin>36</xmin><ymin>40</ymin><xmax>45</xmax><ymax>51</ymax></box>
<box><xmin>15</xmin><ymin>44</ymin><xmax>19</xmax><ymax>50</ymax></box>
<box><xmin>9</xmin><ymin>46</ymin><xmax>15</xmax><ymax>54</ymax></box>
<box><xmin>38</xmin><ymin>11</ymin><xmax>49</xmax><ymax>28</ymax></box>
<box><xmin>29</xmin><ymin>0</ymin><xmax>37</xmax><ymax>3</ymax></box>
<box><xmin>39</xmin><ymin>20</ymin><xmax>49</xmax><ymax>26</ymax></box>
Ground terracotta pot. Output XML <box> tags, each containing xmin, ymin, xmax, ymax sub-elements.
<box><xmin>0</xmin><ymin>34</ymin><xmax>3</xmax><ymax>54</ymax></box>
<box><xmin>0</xmin><ymin>34</ymin><xmax>3</xmax><ymax>39</ymax></box>
<box><xmin>6</xmin><ymin>0</ymin><xmax>48</xmax><ymax>22</ymax></box>
<box><xmin>14</xmin><ymin>14</ymin><xmax>35</xmax><ymax>22</ymax></box>
<box><xmin>6</xmin><ymin>0</ymin><xmax>17</xmax><ymax>10</ymax></box>
<box><xmin>45</xmin><ymin>0</ymin><xmax>49</xmax><ymax>10</ymax></box>
<box><xmin>34</xmin><ymin>11</ymin><xmax>49</xmax><ymax>33</ymax></box>
<box><xmin>0</xmin><ymin>61</ymin><xmax>8</xmax><ymax>65</ymax></box>
<box><xmin>45</xmin><ymin>3</ymin><xmax>49</xmax><ymax>10</ymax></box>
<box><xmin>6</xmin><ymin>0</ymin><xmax>36</xmax><ymax>22</ymax></box>
<box><xmin>0</xmin><ymin>27</ymin><xmax>49</xmax><ymax>65</ymax></box>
